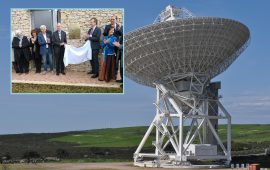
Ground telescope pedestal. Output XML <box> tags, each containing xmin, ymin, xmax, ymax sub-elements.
<box><xmin>133</xmin><ymin>83</ymin><xmax>231</xmax><ymax>168</ymax></box>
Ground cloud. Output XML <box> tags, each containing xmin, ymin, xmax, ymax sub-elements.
<box><xmin>220</xmin><ymin>92</ymin><xmax>270</xmax><ymax>123</ymax></box>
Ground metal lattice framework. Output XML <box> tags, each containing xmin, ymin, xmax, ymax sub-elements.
<box><xmin>133</xmin><ymin>83</ymin><xmax>232</xmax><ymax>168</ymax></box>
<box><xmin>125</xmin><ymin>17</ymin><xmax>250</xmax><ymax>89</ymax></box>
<box><xmin>154</xmin><ymin>5</ymin><xmax>194</xmax><ymax>23</ymax></box>
<box><xmin>125</xmin><ymin>5</ymin><xmax>250</xmax><ymax>168</ymax></box>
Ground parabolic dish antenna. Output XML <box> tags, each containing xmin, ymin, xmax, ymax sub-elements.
<box><xmin>125</xmin><ymin>5</ymin><xmax>250</xmax><ymax>168</ymax></box>
<box><xmin>125</xmin><ymin>6</ymin><xmax>249</xmax><ymax>91</ymax></box>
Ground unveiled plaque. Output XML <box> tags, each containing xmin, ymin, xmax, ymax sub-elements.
<box><xmin>68</xmin><ymin>24</ymin><xmax>81</xmax><ymax>39</ymax></box>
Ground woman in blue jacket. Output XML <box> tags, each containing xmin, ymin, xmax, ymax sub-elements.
<box><xmin>99</xmin><ymin>27</ymin><xmax>117</xmax><ymax>82</ymax></box>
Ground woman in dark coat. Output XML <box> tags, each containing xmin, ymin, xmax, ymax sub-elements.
<box><xmin>29</xmin><ymin>29</ymin><xmax>41</xmax><ymax>73</ymax></box>
<box><xmin>12</xmin><ymin>31</ymin><xmax>19</xmax><ymax>73</ymax></box>
<box><xmin>12</xmin><ymin>30</ymin><xmax>31</xmax><ymax>74</ymax></box>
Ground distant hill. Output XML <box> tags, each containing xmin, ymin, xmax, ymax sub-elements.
<box><xmin>0</xmin><ymin>124</ymin><xmax>269</xmax><ymax>161</ymax></box>
<box><xmin>50</xmin><ymin>124</ymin><xmax>270</xmax><ymax>147</ymax></box>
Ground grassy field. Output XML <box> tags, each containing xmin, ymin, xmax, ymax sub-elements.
<box><xmin>12</xmin><ymin>83</ymin><xmax>122</xmax><ymax>93</ymax></box>
<box><xmin>0</xmin><ymin>125</ymin><xmax>269</xmax><ymax>165</ymax></box>
<box><xmin>0</xmin><ymin>125</ymin><xmax>269</xmax><ymax>169</ymax></box>
<box><xmin>50</xmin><ymin>124</ymin><xmax>270</xmax><ymax>147</ymax></box>
<box><xmin>220</xmin><ymin>124</ymin><xmax>270</xmax><ymax>142</ymax></box>
<box><xmin>49</xmin><ymin>127</ymin><xmax>152</xmax><ymax>148</ymax></box>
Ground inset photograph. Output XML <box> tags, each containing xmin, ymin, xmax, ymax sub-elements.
<box><xmin>11</xmin><ymin>8</ymin><xmax>124</xmax><ymax>93</ymax></box>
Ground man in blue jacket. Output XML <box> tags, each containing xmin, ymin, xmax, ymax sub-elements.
<box><xmin>38</xmin><ymin>25</ymin><xmax>53</xmax><ymax>75</ymax></box>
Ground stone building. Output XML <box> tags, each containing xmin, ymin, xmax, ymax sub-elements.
<box><xmin>11</xmin><ymin>9</ymin><xmax>123</xmax><ymax>72</ymax></box>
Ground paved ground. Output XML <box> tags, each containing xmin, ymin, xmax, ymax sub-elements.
<box><xmin>12</xmin><ymin>70</ymin><xmax>122</xmax><ymax>88</ymax></box>
<box><xmin>4</xmin><ymin>162</ymin><xmax>240</xmax><ymax>170</ymax></box>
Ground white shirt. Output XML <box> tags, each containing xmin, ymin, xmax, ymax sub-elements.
<box><xmin>19</xmin><ymin>37</ymin><xmax>23</xmax><ymax>46</ymax></box>
<box><xmin>90</xmin><ymin>26</ymin><xmax>96</xmax><ymax>37</ymax></box>
<box><xmin>43</xmin><ymin>33</ymin><xmax>48</xmax><ymax>48</ymax></box>
<box><xmin>58</xmin><ymin>30</ymin><xmax>61</xmax><ymax>40</ymax></box>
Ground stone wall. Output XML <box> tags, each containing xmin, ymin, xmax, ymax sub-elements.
<box><xmin>11</xmin><ymin>9</ymin><xmax>123</xmax><ymax>72</ymax></box>
<box><xmin>11</xmin><ymin>9</ymin><xmax>31</xmax><ymax>38</ymax></box>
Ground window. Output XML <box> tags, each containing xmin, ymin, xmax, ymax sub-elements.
<box><xmin>30</xmin><ymin>10</ymin><xmax>58</xmax><ymax>34</ymax></box>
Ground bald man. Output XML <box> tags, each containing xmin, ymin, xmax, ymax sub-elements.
<box><xmin>52</xmin><ymin>23</ymin><xmax>67</xmax><ymax>75</ymax></box>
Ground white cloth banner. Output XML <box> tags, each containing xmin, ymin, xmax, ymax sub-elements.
<box><xmin>63</xmin><ymin>40</ymin><xmax>92</xmax><ymax>67</ymax></box>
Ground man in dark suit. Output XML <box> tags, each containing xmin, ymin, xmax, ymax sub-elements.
<box><xmin>38</xmin><ymin>25</ymin><xmax>53</xmax><ymax>74</ymax></box>
<box><xmin>103</xmin><ymin>15</ymin><xmax>122</xmax><ymax>37</ymax></box>
<box><xmin>86</xmin><ymin>17</ymin><xmax>101</xmax><ymax>78</ymax></box>
<box><xmin>52</xmin><ymin>23</ymin><xmax>67</xmax><ymax>75</ymax></box>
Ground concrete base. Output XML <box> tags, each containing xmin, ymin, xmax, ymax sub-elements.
<box><xmin>134</xmin><ymin>160</ymin><xmax>228</xmax><ymax>169</ymax></box>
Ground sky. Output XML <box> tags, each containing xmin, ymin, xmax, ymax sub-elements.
<box><xmin>0</xmin><ymin>0</ymin><xmax>269</xmax><ymax>134</ymax></box>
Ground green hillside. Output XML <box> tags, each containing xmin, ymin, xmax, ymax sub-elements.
<box><xmin>50</xmin><ymin>124</ymin><xmax>270</xmax><ymax>147</ymax></box>
<box><xmin>50</xmin><ymin>126</ymin><xmax>152</xmax><ymax>147</ymax></box>
<box><xmin>0</xmin><ymin>124</ymin><xmax>269</xmax><ymax>161</ymax></box>
<box><xmin>221</xmin><ymin>124</ymin><xmax>270</xmax><ymax>142</ymax></box>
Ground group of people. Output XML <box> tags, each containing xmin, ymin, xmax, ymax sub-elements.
<box><xmin>12</xmin><ymin>15</ymin><xmax>123</xmax><ymax>83</ymax></box>
<box><xmin>12</xmin><ymin>23</ymin><xmax>67</xmax><ymax>76</ymax></box>
<box><xmin>85</xmin><ymin>15</ymin><xmax>123</xmax><ymax>83</ymax></box>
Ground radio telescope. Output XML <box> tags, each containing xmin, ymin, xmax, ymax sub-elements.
<box><xmin>125</xmin><ymin>5</ymin><xmax>250</xmax><ymax>168</ymax></box>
